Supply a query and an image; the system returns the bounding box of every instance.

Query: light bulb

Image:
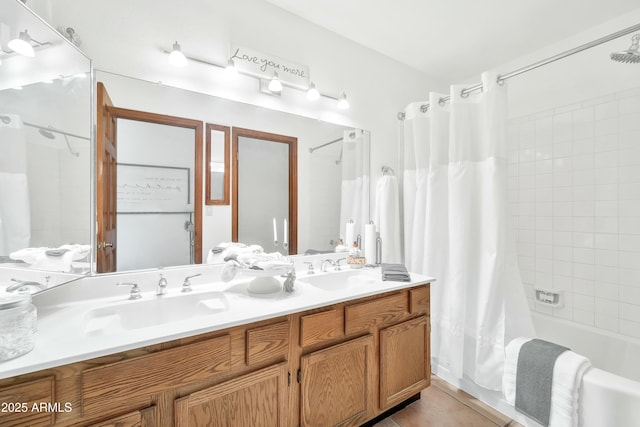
[306,82,320,101]
[8,30,35,57]
[268,72,282,92]
[337,92,350,110]
[225,58,238,78]
[168,41,187,67]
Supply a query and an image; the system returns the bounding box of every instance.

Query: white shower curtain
[403,72,533,390]
[0,114,31,255]
[339,130,370,246]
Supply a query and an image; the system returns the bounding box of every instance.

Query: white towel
[503,337,592,427]
[374,175,402,263]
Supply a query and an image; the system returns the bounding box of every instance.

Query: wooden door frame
[110,107,204,264]
[231,127,298,255]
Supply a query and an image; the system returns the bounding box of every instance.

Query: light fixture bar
[162,46,349,108]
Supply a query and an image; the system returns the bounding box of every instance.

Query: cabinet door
[300,334,375,427]
[174,363,288,427]
[379,316,430,410]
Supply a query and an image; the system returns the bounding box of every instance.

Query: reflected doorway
[232,128,297,255]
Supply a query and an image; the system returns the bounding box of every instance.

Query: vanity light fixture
[168,41,188,67]
[268,72,283,92]
[8,30,35,57]
[337,92,350,110]
[306,82,320,101]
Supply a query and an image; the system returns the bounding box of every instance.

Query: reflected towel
[504,337,592,427]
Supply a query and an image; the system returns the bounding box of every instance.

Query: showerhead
[610,34,640,64]
[39,127,56,139]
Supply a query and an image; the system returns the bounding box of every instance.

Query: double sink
[82,268,381,337]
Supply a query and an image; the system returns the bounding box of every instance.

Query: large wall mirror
[0,0,92,287]
[97,70,368,271]
[0,0,370,279]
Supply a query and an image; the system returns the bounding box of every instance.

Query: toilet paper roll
[345,221,355,247]
[364,223,376,264]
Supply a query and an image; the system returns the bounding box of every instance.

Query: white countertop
[0,266,433,380]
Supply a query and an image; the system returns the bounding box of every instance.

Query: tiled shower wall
[508,86,640,339]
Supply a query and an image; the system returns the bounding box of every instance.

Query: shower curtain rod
[402,22,640,116]
[23,121,90,141]
[308,137,342,153]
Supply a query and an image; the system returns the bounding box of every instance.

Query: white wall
[498,8,640,339]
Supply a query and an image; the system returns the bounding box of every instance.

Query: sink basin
[300,269,379,291]
[83,291,228,336]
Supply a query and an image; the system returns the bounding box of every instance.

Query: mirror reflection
[98,70,369,272]
[0,0,371,279]
[0,0,91,288]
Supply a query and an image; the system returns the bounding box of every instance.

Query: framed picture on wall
[117,163,191,213]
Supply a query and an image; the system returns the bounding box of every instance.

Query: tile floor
[374,377,524,427]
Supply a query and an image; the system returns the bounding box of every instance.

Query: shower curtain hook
[397,112,406,120]
[496,75,506,86]
[438,97,446,106]
[460,88,470,98]
[420,104,429,113]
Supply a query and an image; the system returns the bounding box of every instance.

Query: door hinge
[297,368,301,384]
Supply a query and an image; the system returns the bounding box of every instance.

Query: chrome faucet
[117,282,142,300]
[156,273,168,296]
[181,273,202,293]
[303,261,315,275]
[321,259,337,272]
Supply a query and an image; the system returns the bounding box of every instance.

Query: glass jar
[0,294,37,362]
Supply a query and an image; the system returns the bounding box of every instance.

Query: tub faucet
[156,273,168,296]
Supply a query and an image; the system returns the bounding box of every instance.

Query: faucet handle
[335,258,347,271]
[156,274,168,296]
[181,273,202,293]
[117,282,142,300]
[303,262,315,274]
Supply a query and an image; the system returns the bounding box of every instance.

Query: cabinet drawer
[81,334,231,418]
[345,293,407,335]
[300,308,344,347]
[0,376,55,427]
[246,320,289,365]
[409,286,430,314]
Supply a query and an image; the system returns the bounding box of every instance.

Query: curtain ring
[397,112,406,120]
[438,97,446,106]
[460,89,470,98]
[497,75,505,86]
[420,104,429,113]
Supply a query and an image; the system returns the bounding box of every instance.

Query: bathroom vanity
[0,266,432,426]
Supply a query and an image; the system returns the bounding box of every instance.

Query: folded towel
[503,337,591,427]
[515,339,569,426]
[381,263,411,282]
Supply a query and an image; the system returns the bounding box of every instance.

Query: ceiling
[265,0,640,82]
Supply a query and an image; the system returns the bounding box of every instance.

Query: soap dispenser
[347,242,365,269]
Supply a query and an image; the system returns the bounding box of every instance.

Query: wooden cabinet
[299,335,375,427]
[0,283,430,427]
[174,363,288,427]
[379,316,430,410]
[0,376,55,427]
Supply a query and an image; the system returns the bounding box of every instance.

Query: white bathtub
[532,312,640,427]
